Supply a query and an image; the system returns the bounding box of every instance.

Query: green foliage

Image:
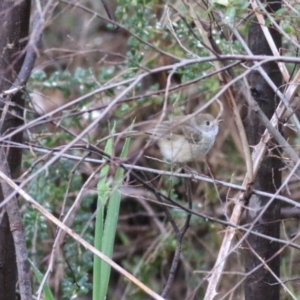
[213,0,248,24]
[61,268,91,299]
[23,159,94,298]
[59,197,95,299]
[29,67,108,97]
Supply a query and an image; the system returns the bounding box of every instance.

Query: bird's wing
[147,120,203,144]
[175,123,203,144]
[146,120,173,138]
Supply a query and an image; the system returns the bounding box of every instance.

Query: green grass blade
[98,136,131,300]
[29,258,55,300]
[93,127,115,300]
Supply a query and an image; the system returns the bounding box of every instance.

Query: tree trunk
[0,1,31,298]
[244,1,282,300]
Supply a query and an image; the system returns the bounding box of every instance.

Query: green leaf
[93,125,115,300]
[274,7,287,18]
[224,6,236,24]
[29,258,55,300]
[93,122,132,300]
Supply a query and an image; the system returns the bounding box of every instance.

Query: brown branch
[0,1,44,298]
[0,148,31,298]
[11,2,44,88]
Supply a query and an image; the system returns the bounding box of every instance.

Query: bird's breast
[158,134,215,163]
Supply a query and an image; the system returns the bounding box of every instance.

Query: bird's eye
[206,121,210,126]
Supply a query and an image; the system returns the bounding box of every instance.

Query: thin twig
[5,140,300,212]
[161,172,192,297]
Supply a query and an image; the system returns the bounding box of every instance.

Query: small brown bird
[145,113,219,163]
